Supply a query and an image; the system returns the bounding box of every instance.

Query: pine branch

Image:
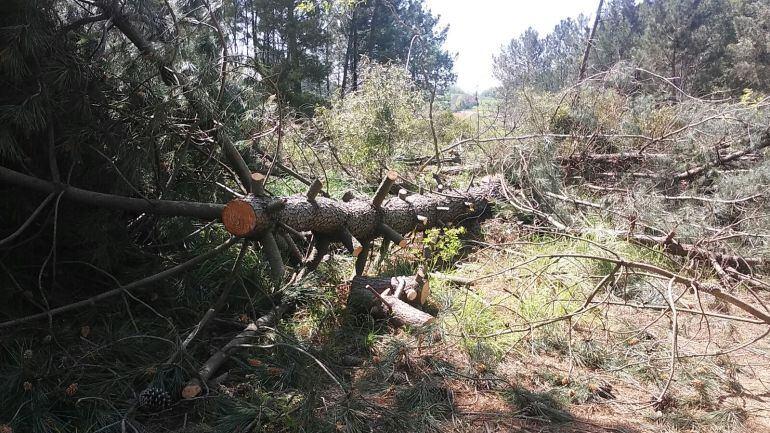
[0,237,238,328]
[0,166,224,220]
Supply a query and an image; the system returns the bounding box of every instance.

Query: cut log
[347,282,434,327]
[350,273,430,306]
[221,172,501,277]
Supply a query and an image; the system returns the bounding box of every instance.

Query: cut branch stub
[372,170,399,208]
[250,172,266,196]
[306,178,323,202]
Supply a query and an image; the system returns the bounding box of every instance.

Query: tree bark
[221,173,501,241]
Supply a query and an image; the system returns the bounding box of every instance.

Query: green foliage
[495,0,770,96]
[318,62,428,179]
[423,226,466,268]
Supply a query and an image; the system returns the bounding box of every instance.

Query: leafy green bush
[318,60,469,181]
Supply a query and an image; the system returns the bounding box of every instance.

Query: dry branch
[182,304,289,399]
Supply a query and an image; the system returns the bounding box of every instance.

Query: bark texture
[222,176,501,241]
[222,174,502,276]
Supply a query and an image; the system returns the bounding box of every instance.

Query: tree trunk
[222,172,502,277]
[350,6,360,91]
[577,0,605,82]
[222,173,499,241]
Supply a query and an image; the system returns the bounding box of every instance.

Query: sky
[424,0,600,93]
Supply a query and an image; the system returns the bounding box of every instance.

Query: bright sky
[424,0,600,92]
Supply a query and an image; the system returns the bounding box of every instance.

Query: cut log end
[385,170,399,181]
[222,200,257,237]
[182,379,202,399]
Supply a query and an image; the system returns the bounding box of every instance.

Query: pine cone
[138,387,172,412]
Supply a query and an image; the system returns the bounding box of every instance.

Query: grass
[503,385,572,423]
[2,188,766,433]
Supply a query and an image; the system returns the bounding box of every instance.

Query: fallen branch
[182,304,289,399]
[540,190,768,271]
[0,166,224,220]
[672,133,770,181]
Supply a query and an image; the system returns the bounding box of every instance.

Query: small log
[347,281,434,327]
[381,294,434,327]
[350,274,430,306]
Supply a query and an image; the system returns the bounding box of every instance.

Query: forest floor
[204,214,770,433]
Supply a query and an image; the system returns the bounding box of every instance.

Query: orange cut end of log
[182,383,202,399]
[222,200,257,237]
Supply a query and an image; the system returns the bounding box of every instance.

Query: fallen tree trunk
[222,171,502,276]
[559,152,669,164]
[626,232,767,272]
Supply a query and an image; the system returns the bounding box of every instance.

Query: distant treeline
[494,0,770,96]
